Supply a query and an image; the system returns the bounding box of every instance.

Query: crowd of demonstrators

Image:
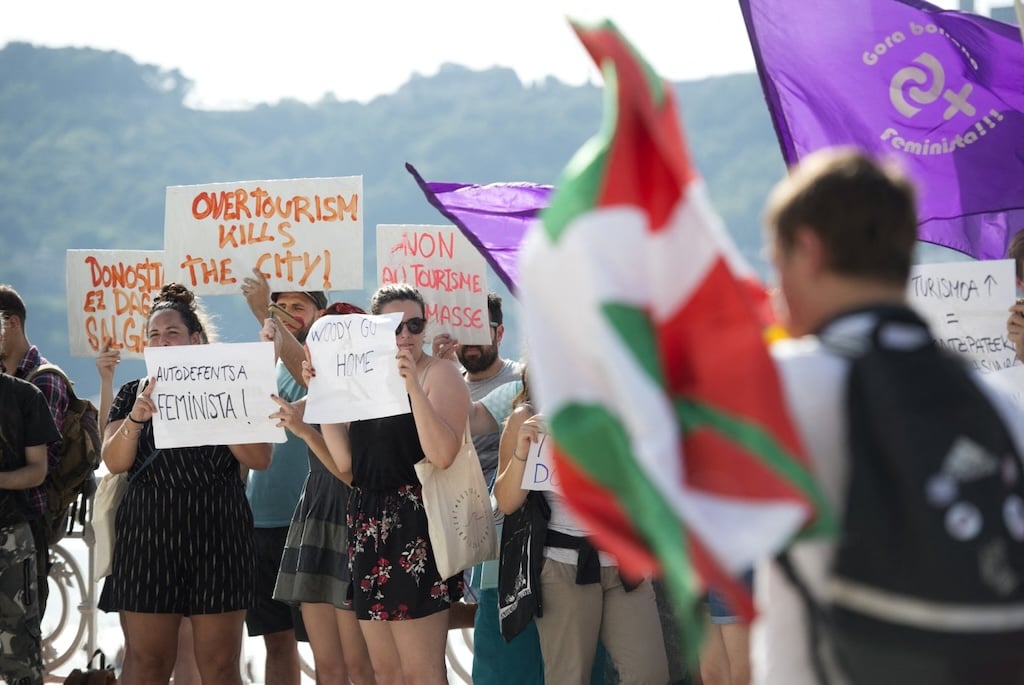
[16,147,1024,685]
[0,285,70,616]
[98,283,272,684]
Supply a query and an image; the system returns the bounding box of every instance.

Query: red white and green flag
[518,19,836,659]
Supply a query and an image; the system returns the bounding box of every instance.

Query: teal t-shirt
[246,362,309,527]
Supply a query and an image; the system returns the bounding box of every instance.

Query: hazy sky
[2,0,985,110]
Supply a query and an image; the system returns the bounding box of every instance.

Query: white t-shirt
[753,310,1024,685]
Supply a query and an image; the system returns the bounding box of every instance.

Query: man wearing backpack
[0,311,60,685]
[754,149,1024,685]
[0,284,69,615]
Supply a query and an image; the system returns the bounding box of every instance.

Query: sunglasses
[395,317,427,335]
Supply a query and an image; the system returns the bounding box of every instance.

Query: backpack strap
[777,552,834,685]
[27,362,76,400]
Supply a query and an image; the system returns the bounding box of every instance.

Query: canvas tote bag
[415,418,499,579]
[92,448,161,579]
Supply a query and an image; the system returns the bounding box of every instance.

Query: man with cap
[241,268,327,685]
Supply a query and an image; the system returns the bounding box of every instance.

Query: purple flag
[405,163,553,294]
[741,0,1024,260]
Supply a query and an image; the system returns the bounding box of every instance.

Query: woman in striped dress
[98,283,271,684]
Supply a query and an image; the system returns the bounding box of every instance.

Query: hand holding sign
[95,342,121,385]
[241,267,273,321]
[432,333,460,361]
[518,415,558,492]
[131,377,158,424]
[303,312,409,423]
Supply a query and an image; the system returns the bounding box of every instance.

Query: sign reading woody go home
[164,177,363,295]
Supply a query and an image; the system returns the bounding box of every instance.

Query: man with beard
[241,268,327,685]
[434,292,523,485]
[435,293,536,685]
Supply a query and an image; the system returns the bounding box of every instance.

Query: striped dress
[98,379,255,615]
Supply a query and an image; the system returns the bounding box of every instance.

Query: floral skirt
[347,484,463,620]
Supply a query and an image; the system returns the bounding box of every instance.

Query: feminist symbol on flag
[890,52,976,120]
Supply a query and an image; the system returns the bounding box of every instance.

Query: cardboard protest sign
[908,259,1017,374]
[144,341,284,448]
[67,250,165,359]
[377,224,490,345]
[164,177,362,295]
[519,432,558,492]
[303,312,410,423]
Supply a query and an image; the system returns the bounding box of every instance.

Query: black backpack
[783,306,1024,685]
[27,363,102,543]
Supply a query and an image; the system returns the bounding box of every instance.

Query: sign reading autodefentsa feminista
[741,0,1024,261]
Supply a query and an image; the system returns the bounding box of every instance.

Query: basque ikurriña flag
[518,20,835,661]
[741,0,1024,261]
[405,163,554,294]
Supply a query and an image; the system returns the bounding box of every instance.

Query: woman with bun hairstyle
[99,283,272,684]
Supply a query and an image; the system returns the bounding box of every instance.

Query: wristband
[128,414,146,425]
[513,449,527,462]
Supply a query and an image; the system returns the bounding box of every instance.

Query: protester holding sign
[311,283,470,685]
[265,301,376,685]
[493,371,669,685]
[98,283,271,685]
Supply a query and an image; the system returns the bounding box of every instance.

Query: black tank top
[349,405,426,491]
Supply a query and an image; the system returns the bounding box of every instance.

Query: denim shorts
[706,569,755,625]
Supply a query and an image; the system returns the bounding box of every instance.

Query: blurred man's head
[457,292,505,376]
[271,291,327,343]
[0,284,28,364]
[765,148,917,336]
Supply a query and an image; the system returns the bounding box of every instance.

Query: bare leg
[171,618,202,685]
[337,607,376,685]
[122,612,181,684]
[302,603,348,685]
[190,610,246,685]
[263,628,300,685]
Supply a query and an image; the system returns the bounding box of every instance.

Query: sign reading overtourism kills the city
[67,249,165,359]
[164,176,363,295]
[303,312,410,424]
[377,224,491,345]
[908,258,1016,374]
[144,341,284,448]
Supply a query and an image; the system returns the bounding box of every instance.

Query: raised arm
[102,378,154,474]
[261,317,308,388]
[270,395,352,484]
[400,354,470,469]
[493,405,542,515]
[95,341,120,432]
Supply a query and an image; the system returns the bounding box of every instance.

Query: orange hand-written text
[256,249,332,290]
[192,189,359,224]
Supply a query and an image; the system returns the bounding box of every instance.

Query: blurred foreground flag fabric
[405,163,553,294]
[517,19,834,659]
[740,0,1024,261]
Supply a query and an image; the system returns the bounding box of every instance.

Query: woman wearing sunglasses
[312,283,471,685]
